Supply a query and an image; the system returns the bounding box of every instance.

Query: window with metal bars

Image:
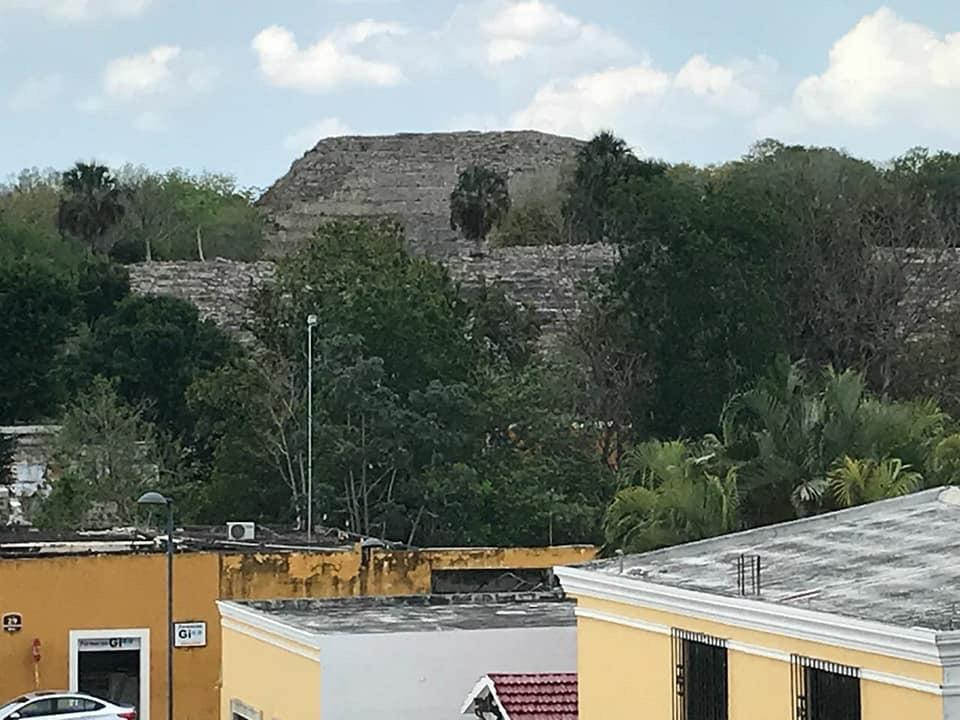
[791,655,861,720]
[671,628,728,720]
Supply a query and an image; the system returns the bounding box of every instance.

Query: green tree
[69,295,238,433]
[563,131,666,243]
[197,219,611,544]
[58,163,125,254]
[463,279,540,367]
[186,354,307,525]
[603,438,739,553]
[253,220,478,395]
[929,434,960,485]
[828,456,922,508]
[37,377,166,529]
[421,366,614,546]
[601,166,784,436]
[0,168,62,243]
[76,255,130,325]
[492,202,563,247]
[450,165,511,244]
[108,168,265,262]
[723,358,947,523]
[0,258,78,422]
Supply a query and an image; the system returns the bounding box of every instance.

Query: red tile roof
[485,673,578,720]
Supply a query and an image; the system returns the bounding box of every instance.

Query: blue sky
[1,0,958,190]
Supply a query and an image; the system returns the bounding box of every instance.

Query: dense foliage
[5,136,960,552]
[2,163,264,262]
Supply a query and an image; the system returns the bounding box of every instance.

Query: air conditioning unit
[227,522,256,541]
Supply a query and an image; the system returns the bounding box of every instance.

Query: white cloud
[785,8,960,131]
[482,0,628,66]
[0,0,152,21]
[104,45,180,98]
[7,73,62,111]
[512,65,670,137]
[511,54,767,146]
[252,22,406,92]
[674,55,765,115]
[82,45,217,133]
[283,118,353,153]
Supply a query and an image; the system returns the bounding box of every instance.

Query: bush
[491,202,564,247]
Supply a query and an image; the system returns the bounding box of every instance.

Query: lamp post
[138,491,174,720]
[306,314,318,543]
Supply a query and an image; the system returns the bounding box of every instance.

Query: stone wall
[127,244,616,349]
[128,260,275,343]
[257,130,583,258]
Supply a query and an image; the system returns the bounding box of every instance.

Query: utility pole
[306,314,318,543]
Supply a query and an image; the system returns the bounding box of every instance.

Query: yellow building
[556,487,960,720]
[0,531,594,720]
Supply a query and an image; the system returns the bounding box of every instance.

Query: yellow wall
[575,596,943,720]
[218,545,596,599]
[0,552,221,720]
[0,544,594,719]
[220,624,320,720]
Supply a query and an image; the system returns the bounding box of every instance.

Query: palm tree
[722,358,946,523]
[58,162,125,253]
[603,438,739,553]
[449,165,510,249]
[561,130,665,243]
[828,457,921,508]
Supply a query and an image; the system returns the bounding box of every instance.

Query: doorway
[69,629,150,720]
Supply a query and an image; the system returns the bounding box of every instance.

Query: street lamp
[138,491,174,720]
[306,314,318,543]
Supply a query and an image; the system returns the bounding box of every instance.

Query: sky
[1,0,959,190]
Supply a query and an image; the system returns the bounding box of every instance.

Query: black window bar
[791,654,861,720]
[672,628,728,720]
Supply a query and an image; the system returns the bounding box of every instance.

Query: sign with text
[2,613,22,633]
[78,636,140,652]
[174,621,207,648]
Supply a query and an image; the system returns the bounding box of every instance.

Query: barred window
[230,699,263,720]
[791,655,861,720]
[672,628,728,720]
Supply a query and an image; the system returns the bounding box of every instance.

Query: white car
[0,692,136,720]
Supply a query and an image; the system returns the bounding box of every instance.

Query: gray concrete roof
[237,592,575,635]
[586,487,960,631]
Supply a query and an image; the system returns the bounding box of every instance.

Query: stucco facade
[0,542,594,720]
[563,589,945,720]
[556,489,960,720]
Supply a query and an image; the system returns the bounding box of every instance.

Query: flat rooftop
[0,526,364,557]
[233,592,575,635]
[585,487,960,631]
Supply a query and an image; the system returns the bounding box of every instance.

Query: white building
[218,592,577,720]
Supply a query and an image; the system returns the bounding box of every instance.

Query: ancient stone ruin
[128,260,275,344]
[130,130,617,348]
[257,130,584,258]
[126,131,960,351]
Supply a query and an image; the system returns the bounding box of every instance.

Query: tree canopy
[450,165,511,243]
[6,135,960,554]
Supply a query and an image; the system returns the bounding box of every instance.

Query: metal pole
[166,500,174,720]
[307,320,313,543]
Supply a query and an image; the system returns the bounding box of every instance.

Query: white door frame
[68,628,151,720]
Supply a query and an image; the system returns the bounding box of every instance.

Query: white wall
[319,625,576,720]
